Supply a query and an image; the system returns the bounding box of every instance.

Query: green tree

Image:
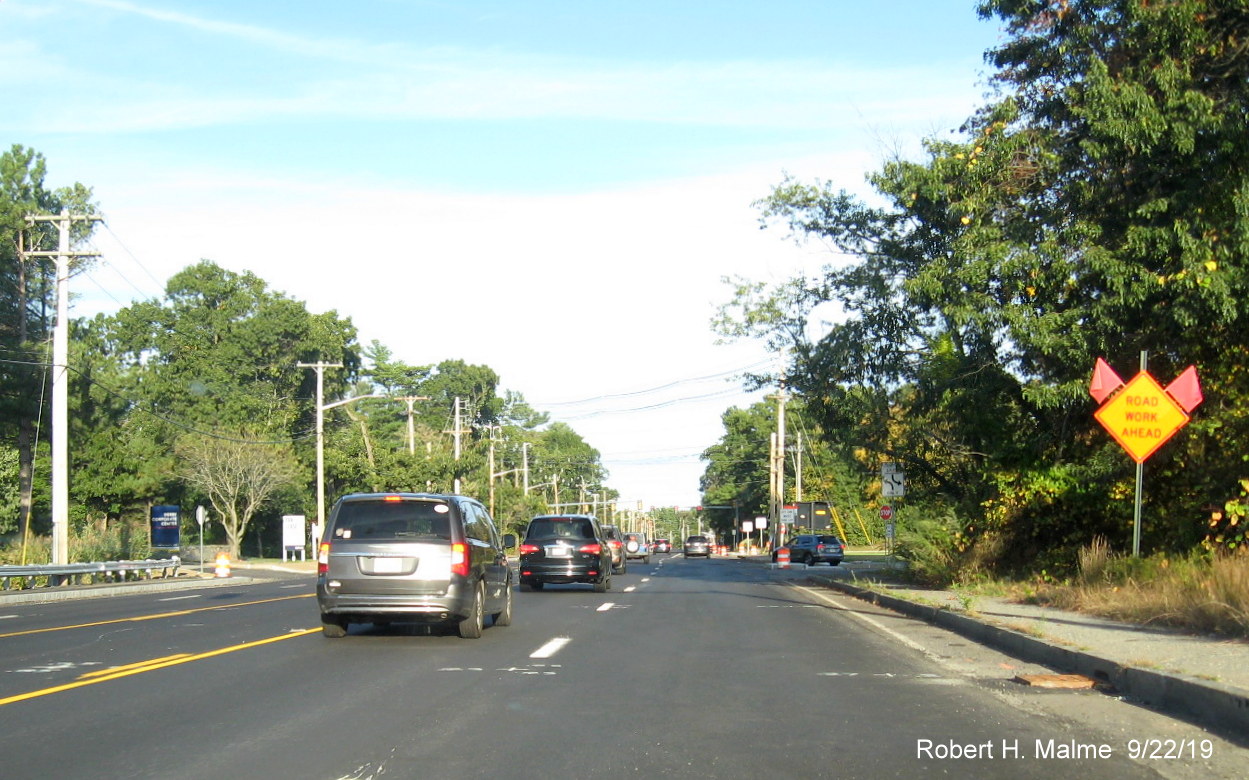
[77,260,358,542]
[719,0,1249,572]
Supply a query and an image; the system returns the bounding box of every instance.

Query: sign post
[195,505,207,573]
[1090,353,1202,556]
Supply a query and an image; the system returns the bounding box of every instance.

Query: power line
[533,359,773,407]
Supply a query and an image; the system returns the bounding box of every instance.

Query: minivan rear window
[525,517,594,541]
[331,499,453,541]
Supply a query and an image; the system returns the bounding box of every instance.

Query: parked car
[518,514,612,592]
[774,534,844,565]
[316,492,515,639]
[652,538,672,553]
[623,532,650,564]
[683,534,712,558]
[601,524,627,574]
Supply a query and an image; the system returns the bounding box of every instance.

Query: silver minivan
[316,493,516,638]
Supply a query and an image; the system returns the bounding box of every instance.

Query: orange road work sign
[1090,359,1202,463]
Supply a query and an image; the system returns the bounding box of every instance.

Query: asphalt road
[1,555,1244,779]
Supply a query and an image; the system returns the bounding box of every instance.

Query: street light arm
[322,393,388,411]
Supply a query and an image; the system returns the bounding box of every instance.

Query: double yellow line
[0,594,320,707]
[0,628,321,707]
[0,594,314,639]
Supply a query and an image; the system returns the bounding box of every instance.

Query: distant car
[601,524,627,574]
[623,532,650,564]
[774,534,844,565]
[652,538,672,554]
[316,492,515,639]
[683,535,711,558]
[518,514,612,592]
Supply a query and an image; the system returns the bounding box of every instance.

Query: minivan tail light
[578,543,602,555]
[317,542,331,575]
[451,542,470,577]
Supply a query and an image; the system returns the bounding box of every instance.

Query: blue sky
[3,0,1005,508]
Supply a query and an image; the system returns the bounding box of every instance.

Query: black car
[519,514,613,592]
[778,534,844,565]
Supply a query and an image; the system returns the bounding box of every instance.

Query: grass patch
[1015,540,1249,638]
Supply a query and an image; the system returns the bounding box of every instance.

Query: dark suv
[316,493,516,639]
[519,514,613,592]
[780,534,844,565]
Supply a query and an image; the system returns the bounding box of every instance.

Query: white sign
[742,520,755,533]
[780,506,797,524]
[755,516,769,529]
[282,514,306,549]
[195,505,207,526]
[882,466,905,497]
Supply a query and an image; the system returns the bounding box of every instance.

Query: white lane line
[0,615,19,621]
[623,586,636,592]
[157,595,202,602]
[530,636,571,659]
[640,578,651,582]
[792,584,931,655]
[596,602,614,612]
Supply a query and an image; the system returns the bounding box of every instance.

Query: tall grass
[0,522,152,566]
[1040,539,1249,637]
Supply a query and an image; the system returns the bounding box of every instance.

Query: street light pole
[297,362,342,539]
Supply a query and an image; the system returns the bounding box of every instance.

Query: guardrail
[0,557,181,591]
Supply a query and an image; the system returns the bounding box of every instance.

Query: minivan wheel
[492,581,513,627]
[458,581,485,639]
[321,615,347,638]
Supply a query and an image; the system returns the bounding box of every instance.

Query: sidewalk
[755,555,1249,744]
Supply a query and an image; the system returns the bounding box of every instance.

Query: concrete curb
[807,573,1249,744]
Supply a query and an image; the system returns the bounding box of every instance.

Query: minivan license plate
[372,557,405,573]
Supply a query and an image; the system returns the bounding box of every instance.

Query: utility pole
[768,388,790,551]
[451,397,463,493]
[522,442,530,495]
[25,209,101,565]
[398,395,431,455]
[795,429,803,504]
[297,361,343,539]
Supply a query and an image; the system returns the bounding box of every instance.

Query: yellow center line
[0,593,315,639]
[78,654,193,679]
[0,628,321,707]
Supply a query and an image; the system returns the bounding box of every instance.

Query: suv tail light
[451,542,470,577]
[519,543,541,555]
[318,542,330,575]
[578,543,603,555]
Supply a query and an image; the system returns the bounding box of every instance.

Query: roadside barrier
[214,551,232,578]
[777,547,790,568]
[0,558,181,590]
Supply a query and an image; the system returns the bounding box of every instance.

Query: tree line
[705,0,1249,575]
[1,146,611,559]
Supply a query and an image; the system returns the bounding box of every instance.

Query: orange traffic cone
[214,551,232,578]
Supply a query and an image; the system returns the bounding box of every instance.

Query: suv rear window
[526,517,595,541]
[817,535,842,544]
[331,499,453,541]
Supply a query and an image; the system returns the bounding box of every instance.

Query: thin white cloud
[24,0,985,136]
